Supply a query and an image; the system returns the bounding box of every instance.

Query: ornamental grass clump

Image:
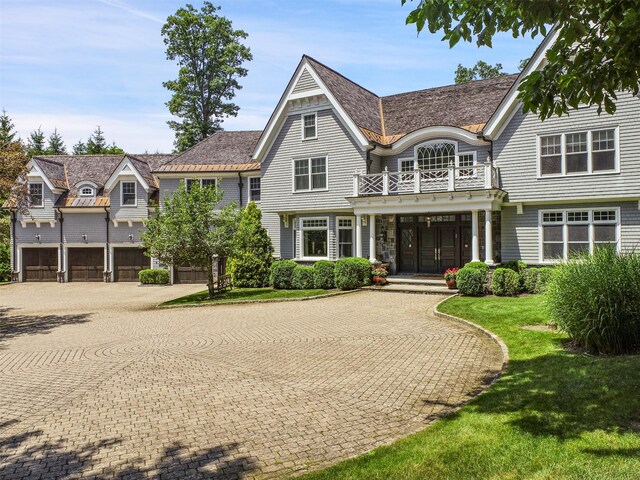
[546,246,640,354]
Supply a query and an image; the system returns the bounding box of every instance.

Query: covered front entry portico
[397,214,472,274]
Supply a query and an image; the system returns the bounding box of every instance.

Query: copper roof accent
[461,123,485,133]
[157,162,260,173]
[56,195,110,208]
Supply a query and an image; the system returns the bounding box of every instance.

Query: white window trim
[538,207,621,263]
[120,181,137,208]
[29,182,44,208]
[185,178,217,192]
[456,151,478,178]
[336,215,355,259]
[247,176,261,203]
[292,156,329,193]
[413,140,459,170]
[301,112,317,141]
[79,186,94,197]
[298,216,330,261]
[537,127,620,178]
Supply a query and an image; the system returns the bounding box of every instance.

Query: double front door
[398,215,471,274]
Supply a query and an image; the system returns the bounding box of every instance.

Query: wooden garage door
[68,248,104,282]
[23,248,58,282]
[114,248,149,282]
[173,258,226,284]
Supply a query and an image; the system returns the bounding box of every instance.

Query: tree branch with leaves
[403,0,640,118]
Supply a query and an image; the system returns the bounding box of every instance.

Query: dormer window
[121,181,136,206]
[29,182,43,207]
[79,187,94,197]
[302,113,317,140]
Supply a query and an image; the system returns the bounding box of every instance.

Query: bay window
[300,217,328,259]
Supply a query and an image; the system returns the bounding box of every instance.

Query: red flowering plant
[444,267,459,281]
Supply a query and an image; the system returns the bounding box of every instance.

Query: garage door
[68,248,104,282]
[23,248,58,282]
[114,248,149,282]
[173,257,226,284]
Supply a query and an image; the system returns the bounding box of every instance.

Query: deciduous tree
[142,181,240,298]
[403,0,640,118]
[162,2,252,152]
[454,60,505,83]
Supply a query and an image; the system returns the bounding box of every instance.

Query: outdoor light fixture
[34,234,41,243]
[82,234,88,243]
[128,233,134,242]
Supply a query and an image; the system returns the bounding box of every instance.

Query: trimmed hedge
[491,268,520,296]
[546,247,640,354]
[292,265,315,289]
[269,259,298,289]
[503,260,527,290]
[463,261,489,277]
[139,269,169,285]
[334,257,371,290]
[456,267,485,296]
[523,267,554,294]
[313,260,335,289]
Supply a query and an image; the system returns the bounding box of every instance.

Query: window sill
[292,188,329,194]
[298,256,329,262]
[537,170,619,179]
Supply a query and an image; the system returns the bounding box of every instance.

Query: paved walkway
[0,284,503,479]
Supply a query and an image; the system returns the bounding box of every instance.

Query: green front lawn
[159,287,332,307]
[302,295,640,480]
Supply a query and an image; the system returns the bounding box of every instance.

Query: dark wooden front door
[114,248,149,282]
[397,215,472,274]
[23,248,58,282]
[68,248,104,282]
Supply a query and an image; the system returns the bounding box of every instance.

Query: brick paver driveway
[0,284,503,479]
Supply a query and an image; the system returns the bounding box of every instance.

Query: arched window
[79,186,94,197]
[416,142,456,179]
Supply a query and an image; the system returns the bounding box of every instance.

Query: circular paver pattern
[0,284,503,479]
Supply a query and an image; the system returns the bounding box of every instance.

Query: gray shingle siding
[15,222,60,244]
[109,180,148,220]
[158,176,241,208]
[63,213,107,244]
[19,178,57,221]
[110,222,145,244]
[500,201,640,264]
[494,93,640,202]
[261,108,366,215]
[292,69,319,93]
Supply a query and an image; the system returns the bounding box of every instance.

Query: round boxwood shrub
[491,267,520,296]
[139,268,169,285]
[291,265,315,289]
[456,267,485,296]
[269,259,298,289]
[523,267,540,293]
[503,260,527,290]
[546,247,640,354]
[313,260,335,289]
[463,261,489,277]
[334,258,369,290]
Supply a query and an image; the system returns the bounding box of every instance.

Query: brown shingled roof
[158,131,262,172]
[32,157,68,189]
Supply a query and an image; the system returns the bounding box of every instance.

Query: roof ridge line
[378,98,386,138]
[303,54,380,99]
[32,156,65,167]
[382,73,519,99]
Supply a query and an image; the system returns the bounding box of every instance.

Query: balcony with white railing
[352,163,499,197]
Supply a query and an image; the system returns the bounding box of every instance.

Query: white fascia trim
[252,61,370,162]
[502,196,640,207]
[104,157,150,192]
[27,161,60,193]
[484,28,560,140]
[74,180,99,189]
[376,127,487,156]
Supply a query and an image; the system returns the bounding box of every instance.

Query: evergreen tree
[72,140,87,155]
[0,109,17,148]
[227,202,274,288]
[86,126,107,154]
[45,128,67,155]
[26,127,46,157]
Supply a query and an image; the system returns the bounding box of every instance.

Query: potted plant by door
[444,267,459,289]
[372,268,388,285]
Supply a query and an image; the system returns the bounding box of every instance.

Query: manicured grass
[302,295,640,480]
[159,287,332,307]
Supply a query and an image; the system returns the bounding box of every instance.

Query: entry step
[386,276,448,287]
[364,284,455,295]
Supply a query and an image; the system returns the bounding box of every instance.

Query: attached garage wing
[68,248,104,282]
[114,248,150,282]
[173,258,227,284]
[22,248,58,282]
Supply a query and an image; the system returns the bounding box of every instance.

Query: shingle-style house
[6,33,640,281]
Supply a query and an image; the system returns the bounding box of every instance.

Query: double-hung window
[539,128,617,176]
[337,217,354,258]
[300,217,328,259]
[29,182,43,207]
[540,208,619,262]
[186,178,216,192]
[302,113,317,140]
[293,157,327,191]
[121,181,136,206]
[201,178,217,189]
[248,177,261,202]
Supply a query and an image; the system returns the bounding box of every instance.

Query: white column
[368,214,376,262]
[471,209,480,262]
[485,209,494,265]
[355,214,363,258]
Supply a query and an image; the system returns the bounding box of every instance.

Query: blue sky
[0,0,540,153]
